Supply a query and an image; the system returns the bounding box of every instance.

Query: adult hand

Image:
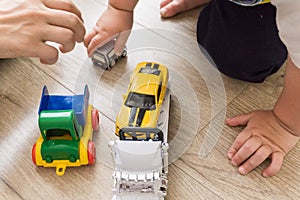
[0,0,85,64]
[226,110,299,177]
[84,4,133,57]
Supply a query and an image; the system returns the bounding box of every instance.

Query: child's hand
[84,4,133,57]
[0,0,85,64]
[226,110,299,177]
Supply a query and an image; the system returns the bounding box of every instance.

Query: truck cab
[39,110,82,163]
[92,39,127,70]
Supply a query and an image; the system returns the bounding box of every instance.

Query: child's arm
[274,57,300,135]
[84,0,139,57]
[109,0,138,11]
[226,57,300,177]
[226,0,300,177]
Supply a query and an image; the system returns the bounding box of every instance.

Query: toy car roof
[129,62,168,95]
[39,110,75,133]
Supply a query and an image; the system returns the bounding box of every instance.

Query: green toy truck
[32,85,99,176]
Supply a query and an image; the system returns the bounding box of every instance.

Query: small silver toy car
[91,40,127,70]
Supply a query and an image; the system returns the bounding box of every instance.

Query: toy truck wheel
[88,141,96,165]
[92,109,100,131]
[110,59,116,67]
[32,143,37,165]
[121,49,127,57]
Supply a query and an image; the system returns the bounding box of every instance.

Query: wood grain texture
[0,0,299,199]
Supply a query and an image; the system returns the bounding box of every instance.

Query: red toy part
[32,143,37,165]
[92,109,100,131]
[88,141,96,164]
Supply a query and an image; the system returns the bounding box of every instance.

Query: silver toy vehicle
[92,40,127,70]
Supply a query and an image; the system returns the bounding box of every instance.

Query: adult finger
[262,151,284,177]
[42,25,76,53]
[42,0,83,21]
[114,30,131,55]
[36,43,59,64]
[226,112,253,127]
[230,135,263,167]
[238,144,272,175]
[46,9,85,42]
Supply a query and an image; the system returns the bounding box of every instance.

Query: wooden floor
[1,0,300,199]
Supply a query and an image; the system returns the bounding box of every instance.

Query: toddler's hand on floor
[226,110,299,177]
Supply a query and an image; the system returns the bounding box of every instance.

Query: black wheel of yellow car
[32,143,37,165]
[88,141,96,165]
[92,109,99,131]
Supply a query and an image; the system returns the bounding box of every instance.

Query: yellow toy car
[115,62,169,140]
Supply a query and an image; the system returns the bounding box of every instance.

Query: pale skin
[84,0,300,177]
[0,0,85,64]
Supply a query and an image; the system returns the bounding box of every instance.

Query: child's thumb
[226,113,252,126]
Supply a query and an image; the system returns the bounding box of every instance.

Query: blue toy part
[38,85,90,127]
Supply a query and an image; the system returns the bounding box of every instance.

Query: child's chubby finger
[226,112,253,127]
[230,135,263,167]
[87,33,111,57]
[160,0,173,8]
[227,129,251,159]
[114,31,131,55]
[160,1,179,18]
[262,151,284,177]
[84,29,98,48]
[238,144,272,175]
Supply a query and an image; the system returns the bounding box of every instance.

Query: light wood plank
[0,179,22,200]
[1,0,299,200]
[0,58,117,199]
[176,65,300,199]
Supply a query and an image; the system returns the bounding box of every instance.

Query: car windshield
[45,129,72,141]
[125,92,156,110]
